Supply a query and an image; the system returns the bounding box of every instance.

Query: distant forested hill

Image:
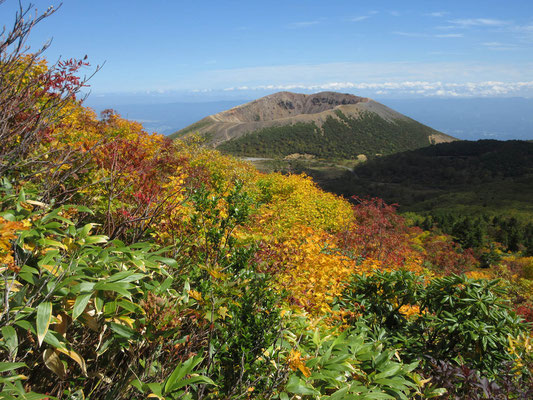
[323,139,533,217]
[319,139,533,254]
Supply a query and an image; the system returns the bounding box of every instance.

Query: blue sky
[3,0,533,98]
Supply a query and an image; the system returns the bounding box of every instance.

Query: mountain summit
[170,91,456,158]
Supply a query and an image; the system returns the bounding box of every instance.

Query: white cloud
[449,18,511,27]
[512,24,533,42]
[394,32,463,38]
[151,61,533,97]
[435,33,464,38]
[436,25,459,30]
[425,11,449,17]
[220,80,533,97]
[287,21,320,29]
[482,41,519,51]
[349,16,370,22]
[393,31,427,37]
[440,20,531,44]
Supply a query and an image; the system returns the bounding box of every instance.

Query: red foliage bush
[337,196,413,267]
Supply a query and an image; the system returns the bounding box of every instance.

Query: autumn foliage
[1,4,532,399]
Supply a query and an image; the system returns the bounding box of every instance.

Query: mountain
[170,91,456,158]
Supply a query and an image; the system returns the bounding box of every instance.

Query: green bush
[279,320,445,399]
[338,271,528,376]
[0,181,208,398]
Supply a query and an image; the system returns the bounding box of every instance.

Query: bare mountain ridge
[170,91,456,153]
[211,91,369,122]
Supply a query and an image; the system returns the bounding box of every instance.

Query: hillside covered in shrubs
[1,5,532,400]
[217,111,443,159]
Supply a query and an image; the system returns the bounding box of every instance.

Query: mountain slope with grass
[170,91,456,158]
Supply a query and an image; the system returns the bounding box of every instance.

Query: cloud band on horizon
[217,80,533,97]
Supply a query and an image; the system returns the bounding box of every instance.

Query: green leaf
[105,271,145,283]
[103,301,117,315]
[373,364,401,380]
[424,387,448,398]
[373,378,409,391]
[0,362,26,373]
[0,373,28,384]
[37,250,60,268]
[43,222,63,229]
[84,235,109,245]
[151,256,178,269]
[75,205,93,214]
[94,295,104,314]
[94,282,133,298]
[14,320,33,332]
[43,329,67,350]
[79,223,97,238]
[72,293,92,321]
[22,392,54,400]
[109,322,135,339]
[363,392,396,399]
[1,326,18,358]
[285,375,320,396]
[18,264,39,284]
[36,302,52,347]
[170,375,216,391]
[129,378,144,393]
[165,356,204,393]
[157,277,173,294]
[78,282,96,293]
[373,348,392,367]
[17,188,26,207]
[117,299,141,313]
[328,386,350,400]
[38,238,66,250]
[147,382,163,397]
